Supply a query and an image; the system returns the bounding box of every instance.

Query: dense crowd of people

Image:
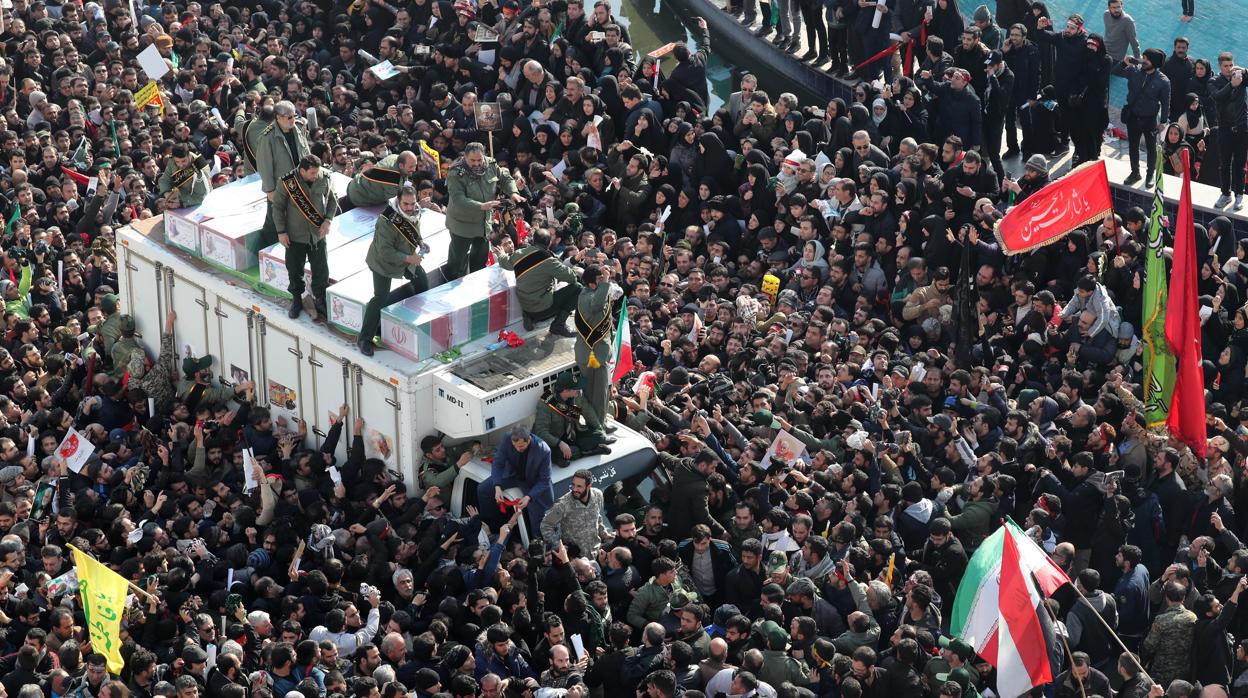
[0,1,1246,698]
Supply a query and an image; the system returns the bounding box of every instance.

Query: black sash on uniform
[574,298,612,347]
[185,383,207,413]
[281,171,326,227]
[362,167,403,187]
[512,248,554,279]
[382,205,423,250]
[242,119,260,169]
[171,156,208,189]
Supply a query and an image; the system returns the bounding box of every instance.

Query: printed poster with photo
[758,429,808,471]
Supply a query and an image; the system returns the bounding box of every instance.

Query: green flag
[1142,148,1174,426]
[4,201,19,235]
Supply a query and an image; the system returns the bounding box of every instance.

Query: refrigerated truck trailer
[116,218,657,537]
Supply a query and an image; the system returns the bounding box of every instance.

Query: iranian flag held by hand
[611,303,633,383]
[951,521,1069,698]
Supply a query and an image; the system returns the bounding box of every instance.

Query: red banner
[995,160,1113,255]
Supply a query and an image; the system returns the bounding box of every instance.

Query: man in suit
[479,425,553,533]
[726,74,758,125]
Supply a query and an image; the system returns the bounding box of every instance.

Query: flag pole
[67,543,158,603]
[1071,586,1153,682]
[1040,601,1084,698]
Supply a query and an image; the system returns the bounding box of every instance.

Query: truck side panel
[119,243,164,351]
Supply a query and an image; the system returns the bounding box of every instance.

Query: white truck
[115,205,657,541]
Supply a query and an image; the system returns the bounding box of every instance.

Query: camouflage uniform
[539,485,609,556]
[1141,604,1196,687]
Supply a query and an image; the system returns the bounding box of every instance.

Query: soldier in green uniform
[573,265,621,425]
[158,143,211,208]
[357,185,430,356]
[417,434,478,491]
[494,229,579,336]
[96,293,122,354]
[257,101,311,250]
[534,371,613,466]
[343,151,418,210]
[237,103,274,177]
[444,142,521,280]
[108,315,140,379]
[273,155,338,320]
[178,355,254,414]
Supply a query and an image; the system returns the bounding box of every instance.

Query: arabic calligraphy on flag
[995,160,1114,255]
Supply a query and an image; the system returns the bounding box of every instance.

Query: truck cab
[449,425,658,544]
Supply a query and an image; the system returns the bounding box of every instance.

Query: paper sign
[479,49,496,66]
[758,429,808,471]
[657,205,672,226]
[242,448,258,492]
[329,466,343,485]
[571,634,586,659]
[26,431,34,457]
[47,568,78,597]
[56,428,95,473]
[551,159,568,180]
[647,42,677,59]
[369,60,401,81]
[137,44,170,81]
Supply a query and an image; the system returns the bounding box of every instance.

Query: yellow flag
[70,544,128,674]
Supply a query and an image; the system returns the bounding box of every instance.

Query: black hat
[985,49,1004,65]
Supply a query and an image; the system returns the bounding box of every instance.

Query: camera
[496,197,518,212]
[33,241,47,257]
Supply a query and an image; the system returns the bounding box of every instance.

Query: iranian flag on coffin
[951,520,1070,698]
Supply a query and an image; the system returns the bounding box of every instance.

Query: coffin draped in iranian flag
[381,265,522,360]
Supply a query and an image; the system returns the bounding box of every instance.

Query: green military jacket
[98,310,122,354]
[496,245,578,315]
[533,394,603,452]
[258,120,311,193]
[272,168,338,245]
[444,157,516,239]
[177,379,237,412]
[158,157,211,207]
[238,114,273,176]
[574,283,613,364]
[347,154,407,207]
[366,203,424,279]
[108,337,141,379]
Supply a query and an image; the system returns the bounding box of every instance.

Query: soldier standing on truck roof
[273,154,338,321]
[573,265,621,428]
[357,185,430,357]
[157,143,211,209]
[342,151,418,212]
[257,101,311,252]
[443,142,522,280]
[493,228,579,337]
[237,103,274,177]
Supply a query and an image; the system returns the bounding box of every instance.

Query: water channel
[608,0,821,111]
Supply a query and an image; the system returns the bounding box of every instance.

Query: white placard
[329,466,343,485]
[56,428,95,473]
[479,49,496,66]
[137,44,170,81]
[369,60,401,81]
[571,634,586,659]
[242,448,258,492]
[551,159,568,180]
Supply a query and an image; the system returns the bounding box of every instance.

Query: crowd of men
[0,1,1247,698]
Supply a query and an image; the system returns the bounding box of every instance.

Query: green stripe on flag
[1141,146,1174,426]
[950,526,1007,637]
